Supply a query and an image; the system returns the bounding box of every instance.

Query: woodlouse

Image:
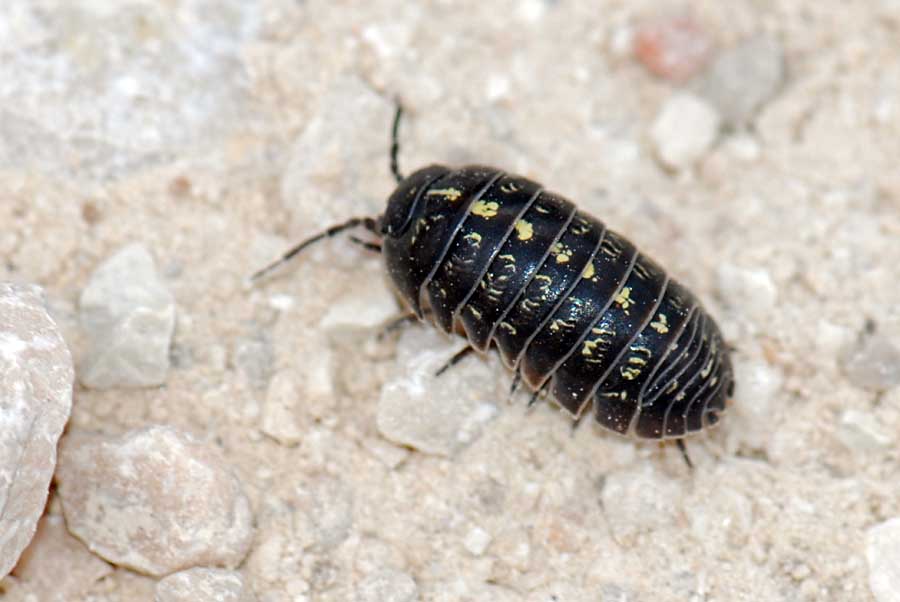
[255,105,735,464]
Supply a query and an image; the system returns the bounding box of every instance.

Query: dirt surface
[2,1,899,601]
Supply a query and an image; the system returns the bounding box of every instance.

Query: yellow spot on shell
[582,262,595,279]
[621,367,641,380]
[614,287,633,311]
[499,321,517,335]
[650,313,669,334]
[426,187,462,202]
[465,232,482,245]
[468,307,482,320]
[552,242,573,264]
[471,200,500,218]
[515,219,533,240]
[700,359,714,378]
[628,356,647,366]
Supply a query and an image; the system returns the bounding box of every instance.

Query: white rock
[650,92,721,170]
[377,328,499,457]
[716,264,778,321]
[320,278,399,333]
[729,357,783,450]
[842,334,900,392]
[355,569,418,602]
[696,35,786,128]
[260,371,305,446]
[866,518,900,602]
[462,526,492,557]
[837,409,893,452]
[0,283,74,579]
[155,568,257,602]
[79,244,176,388]
[56,426,254,576]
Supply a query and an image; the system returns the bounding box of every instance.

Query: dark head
[379,165,451,238]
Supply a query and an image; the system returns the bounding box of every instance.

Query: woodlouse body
[381,164,734,439]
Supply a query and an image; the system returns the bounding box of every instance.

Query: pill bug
[255,105,734,464]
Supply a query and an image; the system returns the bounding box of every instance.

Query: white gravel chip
[377,329,500,457]
[842,334,900,392]
[356,569,418,602]
[650,92,721,170]
[155,568,257,602]
[79,243,176,388]
[867,518,900,602]
[56,425,254,577]
[0,283,74,579]
[716,264,778,321]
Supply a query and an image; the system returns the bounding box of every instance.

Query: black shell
[382,165,734,439]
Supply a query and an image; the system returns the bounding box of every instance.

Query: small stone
[837,409,893,452]
[634,15,713,83]
[155,568,257,602]
[56,426,254,576]
[866,518,900,602]
[12,515,112,602]
[462,526,492,557]
[79,243,176,388]
[0,283,74,579]
[842,334,900,392]
[260,371,305,446]
[231,336,274,391]
[355,569,418,602]
[696,35,786,128]
[650,92,721,170]
[716,264,778,320]
[320,278,399,333]
[377,329,499,457]
[729,358,783,450]
[293,478,354,552]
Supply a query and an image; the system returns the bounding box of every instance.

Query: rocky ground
[1,1,899,601]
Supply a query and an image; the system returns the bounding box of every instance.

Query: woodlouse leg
[526,381,550,410]
[377,311,432,341]
[390,99,405,183]
[507,370,522,401]
[434,345,476,377]
[676,439,694,470]
[348,236,382,253]
[250,216,379,281]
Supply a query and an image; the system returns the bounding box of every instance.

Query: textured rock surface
[56,426,254,577]
[11,514,112,601]
[2,1,900,600]
[79,243,176,389]
[376,328,500,457]
[866,518,900,602]
[355,569,418,602]
[0,283,73,579]
[155,568,256,602]
[695,35,786,128]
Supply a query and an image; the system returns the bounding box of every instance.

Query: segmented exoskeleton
[254,105,735,463]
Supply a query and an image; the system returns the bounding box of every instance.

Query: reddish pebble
[634,15,713,83]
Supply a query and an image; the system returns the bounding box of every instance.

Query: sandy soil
[2,1,899,601]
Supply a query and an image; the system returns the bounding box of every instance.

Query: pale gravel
[1,1,899,601]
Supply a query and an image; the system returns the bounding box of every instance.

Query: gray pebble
[843,334,900,392]
[696,35,786,128]
[79,243,176,389]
